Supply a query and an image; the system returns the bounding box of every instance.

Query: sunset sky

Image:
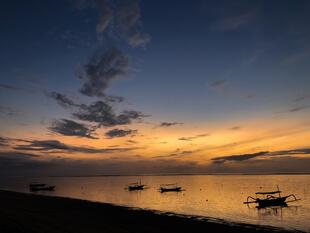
[1,0,310,176]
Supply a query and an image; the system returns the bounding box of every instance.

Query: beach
[0,190,301,233]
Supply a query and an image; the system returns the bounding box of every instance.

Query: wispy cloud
[153,148,197,159]
[14,139,137,154]
[105,128,137,138]
[0,83,21,91]
[212,148,310,163]
[209,79,227,88]
[127,140,137,144]
[96,0,113,35]
[288,105,310,113]
[71,0,150,47]
[208,79,229,92]
[230,126,242,131]
[158,122,183,127]
[210,9,258,31]
[0,105,21,117]
[0,137,9,147]
[179,134,210,141]
[115,0,151,47]
[294,94,310,102]
[48,91,80,109]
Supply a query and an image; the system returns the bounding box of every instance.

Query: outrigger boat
[243,186,300,208]
[29,183,55,192]
[159,183,182,193]
[126,182,145,191]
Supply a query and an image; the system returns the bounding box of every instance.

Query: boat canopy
[255,191,281,195]
[161,183,178,186]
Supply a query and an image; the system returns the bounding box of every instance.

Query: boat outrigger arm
[244,193,300,204]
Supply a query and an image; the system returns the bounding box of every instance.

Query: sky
[0,0,310,176]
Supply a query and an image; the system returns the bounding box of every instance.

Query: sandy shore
[0,190,301,233]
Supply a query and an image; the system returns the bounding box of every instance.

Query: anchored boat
[159,183,182,193]
[126,182,145,191]
[243,186,300,208]
[29,183,55,192]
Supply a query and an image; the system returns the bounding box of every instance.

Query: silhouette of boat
[126,182,145,191]
[243,186,300,208]
[29,183,55,192]
[159,183,182,193]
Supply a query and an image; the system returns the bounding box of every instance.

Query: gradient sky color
[1,0,310,176]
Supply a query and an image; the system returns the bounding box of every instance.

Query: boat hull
[30,186,55,192]
[128,185,144,191]
[160,187,182,193]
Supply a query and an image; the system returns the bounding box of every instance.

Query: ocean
[1,174,309,232]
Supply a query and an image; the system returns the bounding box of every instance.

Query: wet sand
[0,190,301,233]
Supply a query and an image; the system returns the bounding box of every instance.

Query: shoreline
[0,190,303,233]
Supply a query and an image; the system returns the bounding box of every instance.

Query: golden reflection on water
[2,175,310,231]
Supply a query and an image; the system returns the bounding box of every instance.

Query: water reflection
[248,204,300,220]
[0,175,309,231]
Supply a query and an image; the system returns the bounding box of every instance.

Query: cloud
[71,0,150,47]
[70,0,111,35]
[78,47,129,97]
[178,134,210,141]
[48,91,80,109]
[212,151,269,163]
[96,0,113,35]
[230,126,241,130]
[0,83,21,91]
[0,151,39,158]
[104,95,125,103]
[208,79,229,92]
[49,119,98,139]
[116,0,151,47]
[0,105,21,117]
[212,148,310,163]
[294,94,310,102]
[127,139,137,144]
[158,122,183,127]
[73,101,146,127]
[209,79,227,87]
[13,139,137,154]
[153,150,195,159]
[105,128,137,138]
[211,9,257,31]
[48,91,125,108]
[0,137,9,147]
[1,148,310,176]
[288,105,310,112]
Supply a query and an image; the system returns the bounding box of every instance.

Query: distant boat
[29,183,55,192]
[159,183,182,193]
[126,182,145,191]
[243,185,300,208]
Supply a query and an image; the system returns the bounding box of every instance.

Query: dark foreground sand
[0,190,302,233]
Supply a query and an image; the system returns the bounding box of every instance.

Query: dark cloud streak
[49,119,98,139]
[212,148,310,163]
[179,134,210,141]
[105,128,137,138]
[158,122,183,127]
[13,139,137,154]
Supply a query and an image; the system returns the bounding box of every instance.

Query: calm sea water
[1,175,309,232]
